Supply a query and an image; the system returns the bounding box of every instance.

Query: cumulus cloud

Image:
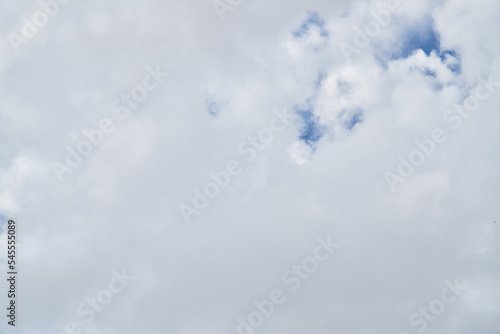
[0,0,499,333]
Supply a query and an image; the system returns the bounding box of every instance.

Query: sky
[0,0,499,333]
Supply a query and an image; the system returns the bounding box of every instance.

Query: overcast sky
[0,0,499,333]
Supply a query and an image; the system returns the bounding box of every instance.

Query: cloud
[0,0,500,333]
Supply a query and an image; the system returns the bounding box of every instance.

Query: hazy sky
[0,0,499,333]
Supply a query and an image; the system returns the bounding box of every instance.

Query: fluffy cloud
[0,0,499,333]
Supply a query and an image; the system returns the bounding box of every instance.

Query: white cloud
[0,0,499,333]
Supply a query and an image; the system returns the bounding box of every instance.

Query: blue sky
[292,11,329,39]
[392,17,440,59]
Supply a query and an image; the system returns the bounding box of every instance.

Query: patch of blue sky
[340,109,364,130]
[391,18,440,59]
[292,12,329,38]
[294,102,325,147]
[315,72,327,89]
[294,71,364,149]
[336,79,352,96]
[421,68,437,77]
[440,49,462,73]
[205,98,222,117]
[387,17,461,74]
